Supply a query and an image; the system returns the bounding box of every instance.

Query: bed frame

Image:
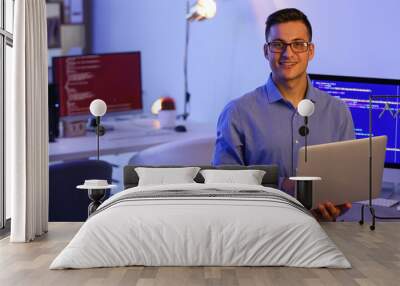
[124,165,279,190]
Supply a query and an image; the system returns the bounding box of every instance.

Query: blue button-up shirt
[212,75,355,178]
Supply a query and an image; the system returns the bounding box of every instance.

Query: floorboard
[0,222,399,286]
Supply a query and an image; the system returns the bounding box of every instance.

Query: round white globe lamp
[90,99,107,117]
[298,99,315,117]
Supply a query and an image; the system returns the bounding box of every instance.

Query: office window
[1,0,13,230]
[5,43,11,220]
[5,0,13,33]
[0,38,3,229]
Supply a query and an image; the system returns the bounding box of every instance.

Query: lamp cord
[96,116,100,160]
[182,0,191,121]
[305,116,308,162]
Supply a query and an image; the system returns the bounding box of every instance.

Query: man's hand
[312,202,352,221]
[281,178,352,221]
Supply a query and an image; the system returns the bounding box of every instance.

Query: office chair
[128,136,216,166]
[49,159,113,222]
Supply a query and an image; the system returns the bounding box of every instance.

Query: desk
[49,117,215,162]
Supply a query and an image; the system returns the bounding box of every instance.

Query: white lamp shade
[89,99,107,117]
[297,99,315,117]
[187,0,217,21]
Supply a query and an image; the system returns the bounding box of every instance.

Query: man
[212,8,355,220]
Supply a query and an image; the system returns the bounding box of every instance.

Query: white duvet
[50,183,351,269]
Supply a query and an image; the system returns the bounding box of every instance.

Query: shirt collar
[264,74,319,104]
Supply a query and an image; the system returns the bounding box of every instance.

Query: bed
[50,165,351,269]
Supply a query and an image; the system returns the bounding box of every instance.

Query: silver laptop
[296,136,387,208]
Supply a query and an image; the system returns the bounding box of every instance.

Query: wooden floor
[0,222,399,286]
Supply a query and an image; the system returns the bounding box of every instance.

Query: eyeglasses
[267,41,311,53]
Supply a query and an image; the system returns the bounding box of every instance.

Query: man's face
[264,21,314,83]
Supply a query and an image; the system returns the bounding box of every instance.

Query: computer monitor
[52,52,142,118]
[309,74,400,168]
[48,83,60,142]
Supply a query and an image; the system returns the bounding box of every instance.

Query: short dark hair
[265,8,312,42]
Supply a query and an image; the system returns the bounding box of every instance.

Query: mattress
[50,183,351,269]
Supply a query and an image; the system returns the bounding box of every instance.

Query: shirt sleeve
[212,101,245,166]
[339,101,356,141]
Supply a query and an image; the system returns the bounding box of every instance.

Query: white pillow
[135,167,201,186]
[200,169,266,185]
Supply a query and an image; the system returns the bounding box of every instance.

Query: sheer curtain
[7,0,48,242]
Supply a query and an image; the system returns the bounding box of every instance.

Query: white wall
[92,0,400,183]
[92,0,400,123]
[93,0,271,123]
